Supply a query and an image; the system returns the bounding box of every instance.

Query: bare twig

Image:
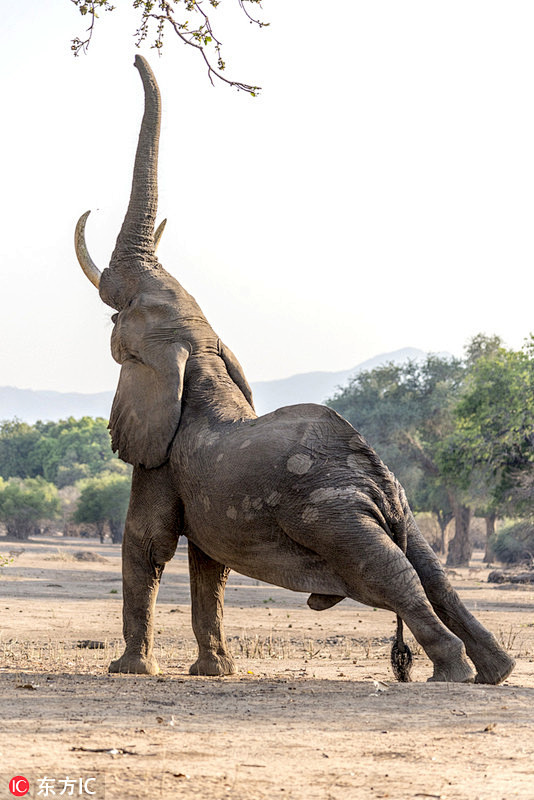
[238,0,268,28]
[70,0,115,55]
[397,431,441,477]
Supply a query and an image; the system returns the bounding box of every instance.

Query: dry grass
[0,632,401,677]
[2,626,525,680]
[41,549,108,563]
[42,549,77,562]
[497,624,531,657]
[0,637,122,674]
[227,632,396,664]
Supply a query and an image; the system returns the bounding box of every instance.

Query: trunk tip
[134,54,149,72]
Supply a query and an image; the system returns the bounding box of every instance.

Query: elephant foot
[427,657,475,684]
[475,653,515,685]
[189,652,236,676]
[109,652,160,675]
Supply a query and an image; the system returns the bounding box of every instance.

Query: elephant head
[75,55,254,470]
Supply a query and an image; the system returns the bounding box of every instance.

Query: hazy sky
[2,2,534,393]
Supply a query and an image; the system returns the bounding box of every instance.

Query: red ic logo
[9,776,30,797]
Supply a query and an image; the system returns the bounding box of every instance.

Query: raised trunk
[446,504,473,567]
[110,55,161,272]
[484,513,497,563]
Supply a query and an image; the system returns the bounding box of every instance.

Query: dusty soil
[1,537,533,800]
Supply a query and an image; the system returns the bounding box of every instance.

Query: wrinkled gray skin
[76,56,514,685]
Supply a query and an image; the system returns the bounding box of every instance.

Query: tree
[0,420,43,480]
[464,333,503,367]
[332,334,534,567]
[412,480,454,556]
[328,339,534,567]
[329,354,470,561]
[440,339,534,560]
[433,335,504,565]
[0,417,122,488]
[453,344,534,477]
[0,477,61,540]
[74,473,131,543]
[34,417,120,487]
[70,0,267,95]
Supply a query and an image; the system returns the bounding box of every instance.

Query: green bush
[0,417,119,487]
[0,477,60,540]
[74,472,131,543]
[491,520,534,564]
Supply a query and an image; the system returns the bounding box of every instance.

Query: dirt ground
[0,537,533,800]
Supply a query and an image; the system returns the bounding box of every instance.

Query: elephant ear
[220,341,255,411]
[109,343,190,468]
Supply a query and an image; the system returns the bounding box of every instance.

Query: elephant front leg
[188,540,236,676]
[109,466,180,675]
[108,528,164,675]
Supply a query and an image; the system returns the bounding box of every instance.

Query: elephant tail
[391,616,413,682]
[389,505,413,682]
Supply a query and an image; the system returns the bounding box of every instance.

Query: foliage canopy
[74,472,131,542]
[0,477,61,540]
[0,417,122,488]
[0,417,130,540]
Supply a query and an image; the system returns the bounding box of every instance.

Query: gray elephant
[74,55,514,685]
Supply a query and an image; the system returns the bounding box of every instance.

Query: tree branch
[70,0,265,96]
[397,431,440,478]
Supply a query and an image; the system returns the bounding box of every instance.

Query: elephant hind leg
[342,550,474,683]
[405,513,515,685]
[284,512,474,683]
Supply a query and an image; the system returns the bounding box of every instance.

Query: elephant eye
[111,313,118,324]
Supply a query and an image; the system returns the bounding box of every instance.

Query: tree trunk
[439,523,448,558]
[483,513,497,563]
[446,504,473,567]
[97,522,106,544]
[5,522,32,540]
[109,520,123,544]
[436,510,453,557]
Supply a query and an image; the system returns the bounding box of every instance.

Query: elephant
[74,55,515,686]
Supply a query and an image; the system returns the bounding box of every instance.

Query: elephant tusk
[75,210,102,289]
[154,218,167,253]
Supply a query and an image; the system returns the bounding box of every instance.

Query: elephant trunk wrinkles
[110,55,160,273]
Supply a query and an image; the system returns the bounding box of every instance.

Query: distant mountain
[251,347,433,415]
[0,387,114,425]
[0,347,442,423]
